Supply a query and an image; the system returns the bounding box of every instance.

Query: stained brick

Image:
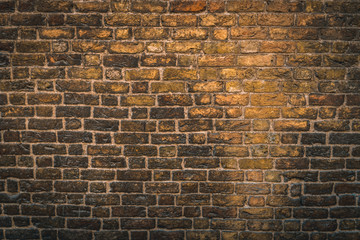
[2,1,360,235]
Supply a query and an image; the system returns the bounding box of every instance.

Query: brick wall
[0,0,360,239]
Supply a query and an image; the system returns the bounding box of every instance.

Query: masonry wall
[0,0,360,239]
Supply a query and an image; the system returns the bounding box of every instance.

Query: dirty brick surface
[0,0,360,239]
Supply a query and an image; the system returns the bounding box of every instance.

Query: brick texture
[0,0,360,239]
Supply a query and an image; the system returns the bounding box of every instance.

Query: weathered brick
[162,15,197,27]
[39,28,74,39]
[5,229,40,239]
[134,28,169,40]
[66,14,102,26]
[11,14,46,26]
[173,28,208,40]
[200,14,236,27]
[270,146,304,157]
[2,2,360,233]
[268,1,303,12]
[105,14,141,26]
[78,28,112,40]
[87,145,122,156]
[171,1,206,12]
[121,120,156,132]
[12,54,45,66]
[141,54,177,67]
[329,133,360,144]
[73,41,106,53]
[56,106,90,117]
[228,1,265,12]
[103,55,138,68]
[150,107,185,119]
[276,158,309,169]
[245,108,280,119]
[85,194,119,205]
[258,13,294,26]
[132,1,166,12]
[188,107,223,118]
[216,120,251,131]
[274,120,310,131]
[94,82,129,94]
[124,146,157,156]
[177,194,210,205]
[231,27,268,39]
[54,181,87,193]
[74,2,109,12]
[215,146,249,157]
[125,69,159,80]
[239,159,273,169]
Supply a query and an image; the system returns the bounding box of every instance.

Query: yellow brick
[173,28,208,40]
[274,120,310,131]
[84,55,100,66]
[195,94,212,105]
[203,42,239,54]
[269,27,288,40]
[231,27,267,40]
[161,15,197,26]
[225,81,242,92]
[131,1,166,12]
[212,29,228,40]
[40,28,74,39]
[239,159,273,169]
[146,42,164,53]
[72,41,106,53]
[134,28,169,40]
[215,146,249,157]
[245,107,280,119]
[315,69,346,80]
[282,81,317,93]
[199,56,236,67]
[200,14,236,26]
[121,96,155,106]
[125,69,159,80]
[68,67,102,79]
[78,28,112,40]
[163,68,197,80]
[199,69,218,80]
[244,133,279,144]
[244,81,279,92]
[270,146,304,157]
[115,28,131,39]
[215,94,249,106]
[94,82,129,93]
[257,68,292,80]
[282,107,317,119]
[225,108,243,118]
[105,14,141,26]
[109,42,144,53]
[240,41,259,53]
[289,94,306,106]
[259,41,296,53]
[166,42,202,53]
[219,68,255,80]
[237,54,275,67]
[258,13,294,26]
[189,107,223,118]
[238,14,257,25]
[189,81,223,92]
[253,120,270,131]
[111,2,129,12]
[251,94,287,106]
